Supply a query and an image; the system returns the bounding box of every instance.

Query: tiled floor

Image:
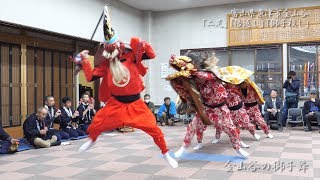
[1,123,319,180]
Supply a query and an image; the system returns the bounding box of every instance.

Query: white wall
[149,0,320,105]
[0,0,145,42]
[2,0,320,105]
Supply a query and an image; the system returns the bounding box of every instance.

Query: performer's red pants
[87,97,169,154]
[245,105,270,135]
[183,105,241,150]
[216,107,256,137]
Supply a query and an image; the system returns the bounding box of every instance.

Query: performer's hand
[40,130,46,135]
[44,127,48,131]
[11,138,19,145]
[88,104,94,110]
[74,111,79,116]
[80,50,90,59]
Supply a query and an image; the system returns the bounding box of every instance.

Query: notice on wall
[160,63,171,79]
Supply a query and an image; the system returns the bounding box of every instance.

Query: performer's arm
[81,59,106,82]
[141,42,156,60]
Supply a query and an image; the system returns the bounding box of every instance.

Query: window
[181,46,283,97]
[255,48,283,96]
[214,50,229,67]
[289,45,318,98]
[231,49,255,80]
[180,48,229,67]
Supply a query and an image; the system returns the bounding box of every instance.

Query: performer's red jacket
[81,37,155,102]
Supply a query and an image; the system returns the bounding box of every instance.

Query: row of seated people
[144,95,179,126]
[263,89,320,132]
[0,94,96,152]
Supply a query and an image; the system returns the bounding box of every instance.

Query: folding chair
[286,108,304,130]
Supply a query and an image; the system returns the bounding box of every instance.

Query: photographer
[282,71,300,126]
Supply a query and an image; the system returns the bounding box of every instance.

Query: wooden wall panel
[1,45,10,127]
[44,50,52,97]
[53,51,60,107]
[11,46,21,126]
[60,53,67,99]
[36,49,44,109]
[26,48,35,116]
[66,53,73,99]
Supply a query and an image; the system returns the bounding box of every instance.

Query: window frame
[287,44,319,99]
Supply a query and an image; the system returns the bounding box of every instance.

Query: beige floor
[0,123,319,180]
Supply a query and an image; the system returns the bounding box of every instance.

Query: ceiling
[119,0,263,11]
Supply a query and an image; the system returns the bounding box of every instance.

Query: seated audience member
[44,96,70,140]
[264,89,283,131]
[0,126,19,154]
[23,107,60,148]
[303,90,320,132]
[157,97,177,126]
[60,97,85,138]
[77,94,96,132]
[144,94,155,113]
[79,90,95,105]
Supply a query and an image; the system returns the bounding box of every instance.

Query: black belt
[204,102,226,109]
[113,94,140,103]
[229,102,243,111]
[244,102,258,107]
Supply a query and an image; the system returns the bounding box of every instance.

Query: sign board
[227,6,320,46]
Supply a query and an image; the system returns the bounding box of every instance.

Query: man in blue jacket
[282,71,300,126]
[158,97,177,126]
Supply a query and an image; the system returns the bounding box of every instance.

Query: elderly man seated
[303,90,320,132]
[264,89,283,131]
[23,107,60,148]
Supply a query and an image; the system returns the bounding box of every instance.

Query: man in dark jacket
[303,90,320,132]
[0,126,19,154]
[23,107,59,148]
[282,71,300,126]
[77,94,96,132]
[60,96,85,138]
[144,94,155,113]
[264,89,283,131]
[44,96,70,140]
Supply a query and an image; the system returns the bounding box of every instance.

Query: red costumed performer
[73,5,178,168]
[240,80,273,139]
[168,53,249,158]
[209,83,260,146]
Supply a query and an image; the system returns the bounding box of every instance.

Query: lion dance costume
[72,5,178,168]
[167,53,249,158]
